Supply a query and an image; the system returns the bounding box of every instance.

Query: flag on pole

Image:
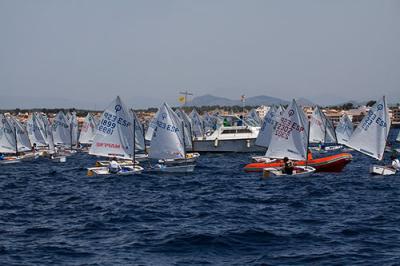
[178,96,186,103]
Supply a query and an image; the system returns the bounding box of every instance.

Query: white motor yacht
[192,115,264,153]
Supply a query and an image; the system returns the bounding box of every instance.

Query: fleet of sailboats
[1,95,399,176]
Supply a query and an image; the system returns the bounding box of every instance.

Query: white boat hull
[369,165,397,176]
[262,166,316,177]
[87,165,143,176]
[149,164,195,173]
[193,138,264,153]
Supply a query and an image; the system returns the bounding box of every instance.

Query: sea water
[1,129,399,265]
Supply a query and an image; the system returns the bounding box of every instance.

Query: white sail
[8,116,32,152]
[145,109,160,142]
[0,114,17,153]
[27,112,47,147]
[265,99,309,161]
[346,96,390,160]
[309,107,336,144]
[79,113,97,144]
[397,130,400,142]
[255,106,279,148]
[52,111,71,146]
[89,96,135,159]
[247,109,261,126]
[189,109,204,138]
[149,102,185,160]
[130,110,146,151]
[335,114,353,145]
[69,112,79,146]
[203,112,215,132]
[175,109,193,149]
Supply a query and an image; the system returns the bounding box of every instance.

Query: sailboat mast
[70,121,73,150]
[182,121,187,163]
[133,118,136,163]
[14,125,18,156]
[306,120,311,167]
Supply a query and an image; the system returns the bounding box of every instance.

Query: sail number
[362,111,387,131]
[275,117,304,140]
[98,112,131,135]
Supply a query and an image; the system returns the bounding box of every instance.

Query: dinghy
[87,165,143,176]
[148,102,196,173]
[263,166,315,177]
[369,165,396,176]
[88,96,144,175]
[309,106,342,152]
[254,99,316,177]
[0,114,38,164]
[335,114,353,145]
[344,96,394,175]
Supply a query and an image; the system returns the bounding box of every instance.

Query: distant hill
[188,94,292,107]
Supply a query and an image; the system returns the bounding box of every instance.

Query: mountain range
[187,94,316,107]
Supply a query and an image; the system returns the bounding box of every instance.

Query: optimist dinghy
[148,103,196,173]
[88,96,143,176]
[257,99,316,177]
[344,96,394,176]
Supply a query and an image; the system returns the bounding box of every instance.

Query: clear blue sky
[0,0,399,108]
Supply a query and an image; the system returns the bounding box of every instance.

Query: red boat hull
[244,153,352,173]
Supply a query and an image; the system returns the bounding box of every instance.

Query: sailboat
[189,109,204,138]
[79,113,97,147]
[87,96,143,176]
[175,108,200,160]
[309,106,341,152]
[335,113,354,145]
[252,106,280,163]
[27,112,48,148]
[0,114,36,164]
[258,99,316,176]
[344,96,394,175]
[148,102,195,173]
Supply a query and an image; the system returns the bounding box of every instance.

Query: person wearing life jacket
[0,153,4,161]
[307,149,313,160]
[108,157,121,174]
[283,157,294,175]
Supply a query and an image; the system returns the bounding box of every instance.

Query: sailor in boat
[389,155,400,171]
[318,141,326,151]
[108,157,122,174]
[283,157,294,175]
[0,153,4,161]
[31,143,37,152]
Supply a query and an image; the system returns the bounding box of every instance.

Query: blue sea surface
[1,129,400,265]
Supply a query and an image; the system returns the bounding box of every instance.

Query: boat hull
[87,165,143,176]
[193,138,265,153]
[149,164,195,173]
[369,165,397,176]
[263,166,316,177]
[244,153,353,173]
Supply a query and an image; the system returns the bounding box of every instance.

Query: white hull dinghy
[263,166,316,177]
[148,102,197,173]
[261,99,314,178]
[149,163,195,173]
[345,96,391,176]
[87,165,144,176]
[88,96,145,174]
[369,165,396,176]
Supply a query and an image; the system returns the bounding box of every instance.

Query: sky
[0,0,399,109]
